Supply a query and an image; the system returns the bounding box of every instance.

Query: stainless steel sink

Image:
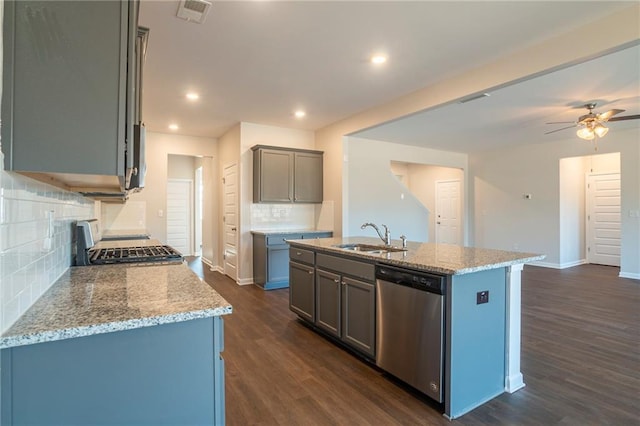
[333,243,406,254]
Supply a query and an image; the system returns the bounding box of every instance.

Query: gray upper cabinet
[293,151,323,203]
[252,145,323,204]
[253,148,294,202]
[2,0,141,193]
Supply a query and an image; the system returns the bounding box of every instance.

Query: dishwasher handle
[376,265,445,295]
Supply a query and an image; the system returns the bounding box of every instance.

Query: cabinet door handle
[231,227,237,231]
[308,270,314,275]
[341,281,346,286]
[296,251,302,256]
[333,278,340,283]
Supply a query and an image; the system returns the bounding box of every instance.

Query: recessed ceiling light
[169,123,179,131]
[186,92,199,101]
[371,55,387,65]
[294,110,306,118]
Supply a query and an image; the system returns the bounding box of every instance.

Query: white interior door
[223,163,238,281]
[586,173,621,266]
[435,180,461,245]
[167,179,192,256]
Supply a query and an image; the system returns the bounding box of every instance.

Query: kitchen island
[0,262,232,425]
[287,236,544,419]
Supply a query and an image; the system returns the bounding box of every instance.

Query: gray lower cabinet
[316,267,376,358]
[289,260,316,322]
[316,269,341,337]
[341,276,376,357]
[290,247,376,359]
[1,317,225,425]
[253,231,331,290]
[252,145,323,204]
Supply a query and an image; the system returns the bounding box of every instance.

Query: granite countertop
[0,263,232,349]
[250,229,333,235]
[288,237,545,275]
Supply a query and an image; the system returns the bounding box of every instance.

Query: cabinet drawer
[316,253,375,282]
[290,247,315,265]
[266,234,302,246]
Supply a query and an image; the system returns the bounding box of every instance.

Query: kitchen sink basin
[333,243,406,254]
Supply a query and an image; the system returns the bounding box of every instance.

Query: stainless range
[75,219,183,266]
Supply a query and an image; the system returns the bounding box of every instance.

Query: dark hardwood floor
[186,258,639,425]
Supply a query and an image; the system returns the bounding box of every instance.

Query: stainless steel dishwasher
[376,264,445,403]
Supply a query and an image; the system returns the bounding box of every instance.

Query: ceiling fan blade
[608,114,640,122]
[546,121,575,124]
[597,109,625,121]
[545,124,577,135]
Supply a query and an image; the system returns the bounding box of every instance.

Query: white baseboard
[237,278,254,286]
[531,259,586,269]
[619,271,640,280]
[505,374,526,394]
[201,257,214,268]
[532,261,638,280]
[211,265,224,274]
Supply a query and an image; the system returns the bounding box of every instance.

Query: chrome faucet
[361,222,391,246]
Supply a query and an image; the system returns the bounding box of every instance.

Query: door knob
[231,227,237,231]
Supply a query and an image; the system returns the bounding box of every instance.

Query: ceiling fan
[545,103,640,140]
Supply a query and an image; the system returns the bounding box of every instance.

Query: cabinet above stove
[2,0,148,197]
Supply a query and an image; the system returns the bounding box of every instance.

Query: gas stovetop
[88,245,183,265]
[75,220,183,266]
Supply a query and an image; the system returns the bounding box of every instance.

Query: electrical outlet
[477,291,489,304]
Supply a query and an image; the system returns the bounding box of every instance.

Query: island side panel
[1,317,221,425]
[505,263,526,392]
[445,267,507,419]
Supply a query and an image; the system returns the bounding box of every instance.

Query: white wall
[345,137,467,242]
[126,132,219,266]
[559,155,588,267]
[168,154,196,180]
[470,129,639,277]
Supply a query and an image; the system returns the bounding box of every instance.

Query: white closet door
[167,179,192,256]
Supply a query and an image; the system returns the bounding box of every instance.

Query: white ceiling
[139,1,639,151]
[355,45,640,152]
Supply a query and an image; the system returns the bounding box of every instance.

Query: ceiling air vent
[176,0,212,24]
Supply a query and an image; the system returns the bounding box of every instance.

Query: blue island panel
[446,267,506,419]
[2,317,224,425]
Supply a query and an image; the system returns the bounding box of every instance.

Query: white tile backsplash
[0,171,93,333]
[250,203,316,230]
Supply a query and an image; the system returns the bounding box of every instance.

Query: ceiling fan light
[594,124,609,138]
[577,127,595,140]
